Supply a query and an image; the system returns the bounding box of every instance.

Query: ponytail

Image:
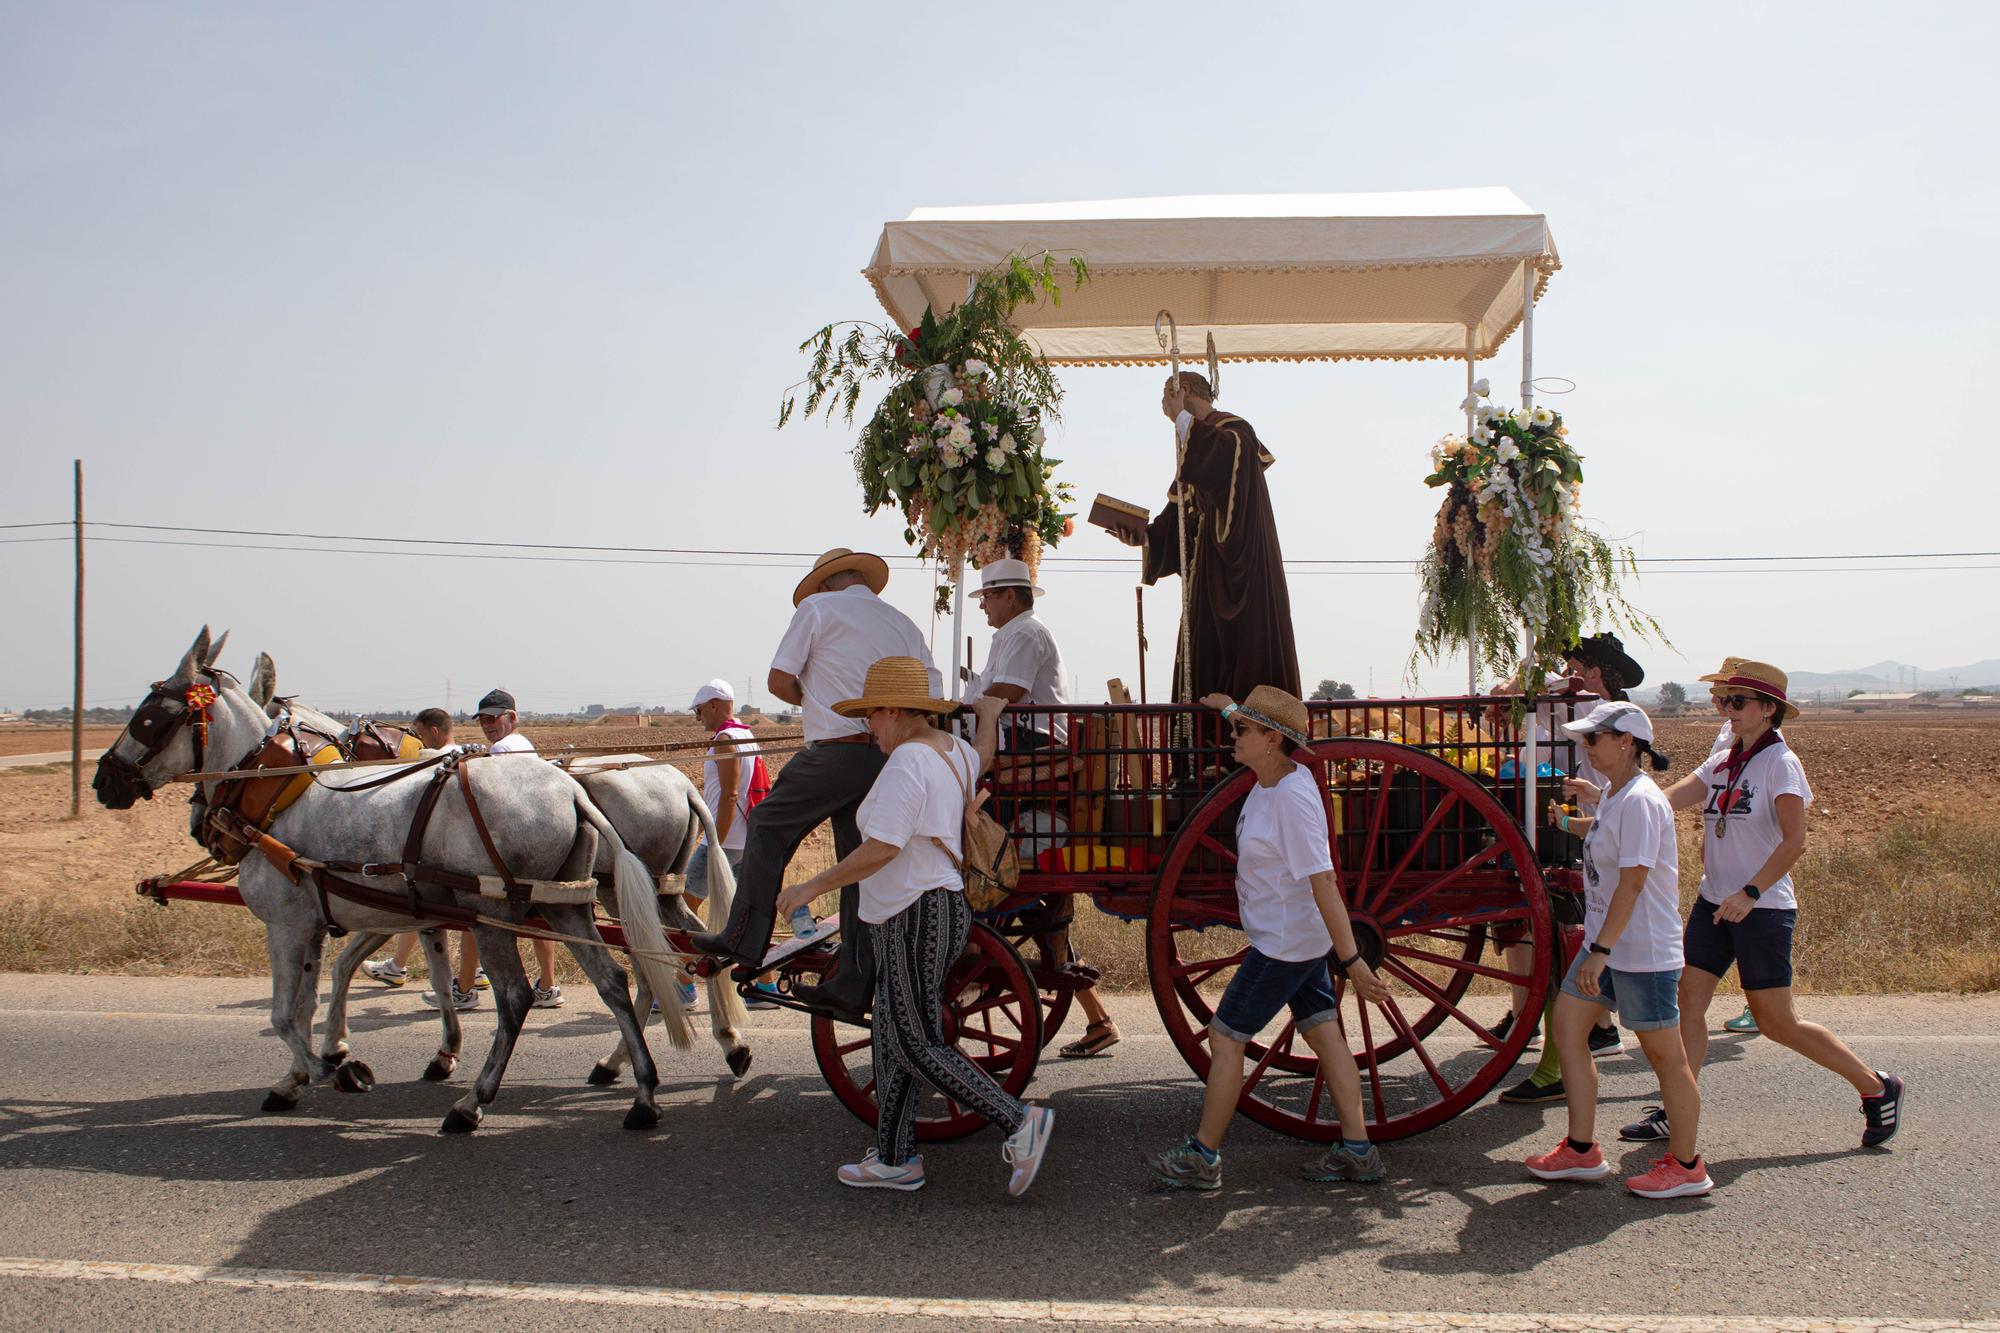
[1636,739,1671,772]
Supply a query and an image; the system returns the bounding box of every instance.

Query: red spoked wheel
[1147,738,1551,1142]
[810,920,1043,1142]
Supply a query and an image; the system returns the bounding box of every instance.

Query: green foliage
[1313,679,1357,700]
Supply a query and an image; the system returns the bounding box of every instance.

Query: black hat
[475,688,517,717]
[1565,633,1645,690]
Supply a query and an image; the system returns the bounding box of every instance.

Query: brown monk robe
[1128,372,1301,703]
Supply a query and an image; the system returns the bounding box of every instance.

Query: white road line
[0,1257,1992,1332]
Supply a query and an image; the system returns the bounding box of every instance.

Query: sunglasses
[1714,694,1764,711]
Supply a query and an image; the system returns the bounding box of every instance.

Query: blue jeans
[1212,948,1341,1043]
[685,842,743,903]
[1559,951,1681,1031]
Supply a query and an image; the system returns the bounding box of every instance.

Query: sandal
[1059,1019,1121,1059]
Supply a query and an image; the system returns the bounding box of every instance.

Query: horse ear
[248,652,277,708]
[176,626,211,681]
[203,629,230,668]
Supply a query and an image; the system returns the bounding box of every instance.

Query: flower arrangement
[780,255,1087,601]
[1412,381,1659,688]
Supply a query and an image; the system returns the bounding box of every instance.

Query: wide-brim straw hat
[793,547,890,607]
[1236,684,1312,748]
[833,656,956,717]
[1564,632,1645,689]
[970,557,1045,599]
[1698,658,1801,723]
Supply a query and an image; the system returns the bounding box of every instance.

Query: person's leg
[1744,987,1882,1095]
[1633,1025,1702,1163]
[869,912,923,1168]
[1678,966,1723,1077]
[390,932,419,968]
[534,938,557,992]
[1196,1030,1248,1153]
[1678,899,1736,1080]
[1298,1020,1366,1142]
[455,933,480,994]
[890,891,1029,1133]
[1501,940,1532,1022]
[1551,993,1602,1145]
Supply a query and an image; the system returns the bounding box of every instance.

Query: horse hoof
[586,1063,621,1087]
[726,1046,753,1079]
[334,1061,375,1093]
[622,1103,661,1131]
[260,1091,299,1114]
[438,1107,482,1135]
[422,1055,457,1083]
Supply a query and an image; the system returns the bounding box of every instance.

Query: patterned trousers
[871,888,1027,1166]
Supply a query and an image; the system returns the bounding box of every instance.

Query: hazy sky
[4,2,1996,715]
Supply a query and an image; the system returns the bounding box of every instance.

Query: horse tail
[572,784,692,1050]
[687,790,748,1035]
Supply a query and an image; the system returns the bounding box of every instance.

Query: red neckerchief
[1714,727,1783,832]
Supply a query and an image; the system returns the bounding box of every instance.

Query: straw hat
[970,558,1045,599]
[1236,684,1312,748]
[833,656,956,717]
[793,547,890,607]
[1698,658,1801,723]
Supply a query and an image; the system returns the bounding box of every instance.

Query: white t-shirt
[701,723,759,852]
[1711,721,1734,754]
[1694,736,1812,910]
[1233,764,1336,962]
[1579,773,1683,972]
[488,730,536,754]
[771,585,941,742]
[855,735,979,924]
[968,609,1069,743]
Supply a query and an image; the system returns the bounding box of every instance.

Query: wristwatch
[1741,883,1762,901]
[1334,951,1362,972]
[1587,942,1613,956]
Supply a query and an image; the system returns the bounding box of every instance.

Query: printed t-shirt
[702,724,759,852]
[1694,736,1812,910]
[1579,773,1683,972]
[969,610,1070,743]
[489,731,537,754]
[771,585,940,741]
[1233,763,1336,962]
[855,735,979,924]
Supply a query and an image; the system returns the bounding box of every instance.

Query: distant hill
[1637,658,2000,704]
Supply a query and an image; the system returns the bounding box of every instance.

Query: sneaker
[837,1149,924,1191]
[1002,1105,1055,1197]
[1487,1010,1540,1049]
[1497,1075,1566,1105]
[1861,1071,1906,1148]
[421,983,480,1011]
[1626,1153,1714,1199]
[1724,1005,1758,1033]
[1525,1138,1611,1181]
[744,981,781,1010]
[1144,1135,1221,1191]
[471,967,491,991]
[1302,1143,1384,1183]
[1588,1023,1623,1059]
[532,985,565,1009]
[789,906,822,941]
[678,980,699,1009]
[1619,1105,1672,1142]
[361,959,408,987]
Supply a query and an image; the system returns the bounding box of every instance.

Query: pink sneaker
[1525,1138,1610,1181]
[1626,1153,1714,1199]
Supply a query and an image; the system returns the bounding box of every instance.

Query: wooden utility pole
[71,460,84,817]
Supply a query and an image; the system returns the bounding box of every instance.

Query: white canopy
[864,188,1559,366]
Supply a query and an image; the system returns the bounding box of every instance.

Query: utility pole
[70,460,83,818]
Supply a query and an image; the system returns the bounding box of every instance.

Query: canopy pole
[1519,263,1539,853]
[1156,311,1194,704]
[946,275,974,701]
[1465,327,1477,698]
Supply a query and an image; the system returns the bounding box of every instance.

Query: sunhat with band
[970,558,1045,599]
[833,656,957,717]
[1698,659,1801,724]
[793,547,890,607]
[1231,684,1312,749]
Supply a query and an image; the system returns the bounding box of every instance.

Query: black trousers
[731,739,886,1005]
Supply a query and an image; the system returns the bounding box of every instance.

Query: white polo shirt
[969,608,1069,743]
[770,584,941,742]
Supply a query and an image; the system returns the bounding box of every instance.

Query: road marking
[0,1257,1992,1331]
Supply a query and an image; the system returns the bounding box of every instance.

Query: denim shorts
[1212,948,1341,1043]
[1559,950,1682,1031]
[684,842,743,902]
[1683,897,1797,990]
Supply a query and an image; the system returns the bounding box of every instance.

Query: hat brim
[794,553,890,606]
[1566,642,1645,689]
[1698,672,1801,723]
[973,582,1046,598]
[831,694,957,718]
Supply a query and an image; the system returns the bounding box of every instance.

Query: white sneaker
[1002,1105,1055,1198]
[837,1149,925,1191]
[361,959,408,987]
[421,983,480,1011]
[532,985,566,1009]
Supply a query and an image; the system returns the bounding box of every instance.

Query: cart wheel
[995,912,1078,1051]
[810,920,1042,1142]
[1147,738,1551,1142]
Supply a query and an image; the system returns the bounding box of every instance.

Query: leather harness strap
[455,759,529,906]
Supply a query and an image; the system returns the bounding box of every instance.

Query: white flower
[1472,423,1495,444]
[1458,393,1482,414]
[1472,378,1490,397]
[939,386,964,409]
[981,421,1000,441]
[985,446,1007,469]
[997,432,1016,456]
[906,436,927,455]
[946,420,975,451]
[933,417,952,435]
[1496,438,1520,463]
[962,358,989,378]
[1531,405,1555,428]
[1475,401,1499,423]
[1030,425,1045,448]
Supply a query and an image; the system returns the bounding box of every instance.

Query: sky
[3,1,1997,716]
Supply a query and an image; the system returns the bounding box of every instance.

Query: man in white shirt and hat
[693,548,941,1020]
[964,558,1068,745]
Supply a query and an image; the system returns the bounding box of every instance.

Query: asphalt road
[0,974,1992,1331]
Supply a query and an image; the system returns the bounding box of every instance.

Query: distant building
[1846,692,1919,708]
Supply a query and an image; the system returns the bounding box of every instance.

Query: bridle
[100,670,228,800]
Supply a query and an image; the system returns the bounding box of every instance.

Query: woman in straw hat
[1616,659,1908,1151]
[776,657,1055,1196]
[1144,686,1391,1191]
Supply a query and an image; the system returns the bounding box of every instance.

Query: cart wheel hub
[1346,916,1386,972]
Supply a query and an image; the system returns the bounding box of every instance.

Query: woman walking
[1524,701,1711,1199]
[778,659,1054,1195]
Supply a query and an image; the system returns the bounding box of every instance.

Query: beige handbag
[932,746,1020,913]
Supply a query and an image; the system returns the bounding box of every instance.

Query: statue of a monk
[1116,371,1301,703]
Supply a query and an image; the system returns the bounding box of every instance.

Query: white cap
[973,558,1045,598]
[1560,699,1655,745]
[689,679,734,710]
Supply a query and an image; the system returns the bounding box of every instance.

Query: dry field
[3,712,1996,992]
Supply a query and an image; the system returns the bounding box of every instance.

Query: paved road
[0,975,1991,1331]
[0,751,72,769]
